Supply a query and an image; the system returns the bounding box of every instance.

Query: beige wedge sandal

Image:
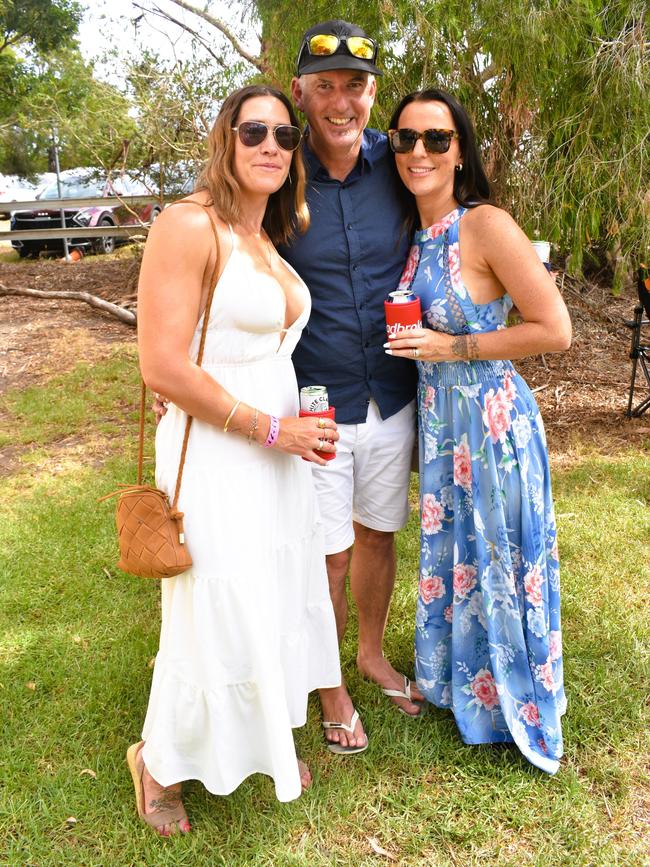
[126,741,189,835]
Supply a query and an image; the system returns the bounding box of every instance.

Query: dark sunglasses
[388,128,459,154]
[231,121,302,152]
[303,33,377,62]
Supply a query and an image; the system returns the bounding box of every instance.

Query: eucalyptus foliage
[0,0,134,177]
[8,49,137,175]
[258,0,649,289]
[124,50,247,189]
[20,0,641,287]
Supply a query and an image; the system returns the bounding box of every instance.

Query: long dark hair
[388,88,491,235]
[195,84,309,245]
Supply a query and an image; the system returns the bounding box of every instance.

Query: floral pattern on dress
[405,206,566,775]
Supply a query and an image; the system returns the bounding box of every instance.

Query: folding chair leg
[632,357,650,416]
[628,354,650,417]
[632,396,650,417]
[626,356,639,418]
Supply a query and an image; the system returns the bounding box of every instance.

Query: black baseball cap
[296,19,382,77]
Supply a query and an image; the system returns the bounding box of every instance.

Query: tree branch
[0,285,137,326]
[133,1,228,70]
[139,0,269,74]
[479,61,497,85]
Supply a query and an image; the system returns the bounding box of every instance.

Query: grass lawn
[1,349,648,866]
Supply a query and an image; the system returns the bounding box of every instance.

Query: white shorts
[311,399,416,555]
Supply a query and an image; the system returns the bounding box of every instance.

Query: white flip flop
[381,675,426,717]
[322,708,369,755]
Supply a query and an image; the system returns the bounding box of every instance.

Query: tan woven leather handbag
[101,202,220,579]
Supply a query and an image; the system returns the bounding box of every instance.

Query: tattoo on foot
[451,333,480,360]
[149,791,181,812]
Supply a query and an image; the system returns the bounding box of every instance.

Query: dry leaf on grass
[79,768,97,779]
[65,816,77,827]
[26,682,36,690]
[367,836,397,861]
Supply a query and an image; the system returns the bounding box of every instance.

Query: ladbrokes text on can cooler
[385,290,422,338]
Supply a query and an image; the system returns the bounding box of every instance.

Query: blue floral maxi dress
[399,206,566,774]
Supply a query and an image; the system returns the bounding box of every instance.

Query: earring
[455,163,463,171]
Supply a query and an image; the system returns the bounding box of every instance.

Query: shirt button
[347,223,352,230]
[353,264,359,271]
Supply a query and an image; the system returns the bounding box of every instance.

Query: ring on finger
[411,347,420,359]
[317,417,327,429]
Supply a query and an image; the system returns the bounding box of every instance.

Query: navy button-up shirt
[278,128,417,424]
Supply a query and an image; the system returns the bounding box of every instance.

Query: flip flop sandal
[126,741,189,835]
[381,675,426,717]
[322,709,369,755]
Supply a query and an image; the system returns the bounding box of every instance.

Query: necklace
[265,236,273,271]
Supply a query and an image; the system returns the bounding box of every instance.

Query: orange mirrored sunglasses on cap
[305,33,376,61]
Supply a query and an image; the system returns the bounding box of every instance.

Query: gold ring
[411,347,419,359]
[317,417,327,429]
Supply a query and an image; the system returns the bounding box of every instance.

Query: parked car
[9,169,162,258]
[0,173,51,206]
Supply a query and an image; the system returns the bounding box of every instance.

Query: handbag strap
[137,201,222,513]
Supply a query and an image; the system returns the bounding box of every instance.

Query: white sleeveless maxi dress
[140,227,341,802]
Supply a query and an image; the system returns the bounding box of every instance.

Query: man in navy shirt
[278,20,423,753]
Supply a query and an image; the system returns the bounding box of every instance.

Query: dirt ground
[1,250,649,458]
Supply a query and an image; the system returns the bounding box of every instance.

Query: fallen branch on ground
[0,284,136,326]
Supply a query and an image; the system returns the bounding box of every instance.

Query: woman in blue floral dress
[385,89,571,774]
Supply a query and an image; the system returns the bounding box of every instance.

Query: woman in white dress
[130,84,342,835]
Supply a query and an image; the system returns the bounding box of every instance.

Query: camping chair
[625,264,650,418]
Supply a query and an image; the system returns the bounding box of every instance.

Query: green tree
[1,46,138,175]
[0,0,136,175]
[258,0,649,289]
[125,50,246,193]
[134,0,650,288]
[0,0,81,54]
[0,0,82,121]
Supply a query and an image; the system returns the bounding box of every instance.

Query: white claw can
[300,385,329,413]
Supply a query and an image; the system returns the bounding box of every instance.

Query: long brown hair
[195,85,309,245]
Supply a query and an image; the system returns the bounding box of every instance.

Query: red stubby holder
[299,406,336,462]
[384,295,422,339]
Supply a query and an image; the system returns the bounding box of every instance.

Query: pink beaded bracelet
[263,414,280,448]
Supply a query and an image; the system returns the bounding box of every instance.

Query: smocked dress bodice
[398,206,514,387]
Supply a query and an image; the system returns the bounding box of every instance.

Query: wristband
[263,414,280,448]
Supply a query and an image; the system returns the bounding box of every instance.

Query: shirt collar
[302,128,374,181]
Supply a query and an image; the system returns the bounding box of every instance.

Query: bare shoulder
[147,193,230,255]
[462,204,523,244]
